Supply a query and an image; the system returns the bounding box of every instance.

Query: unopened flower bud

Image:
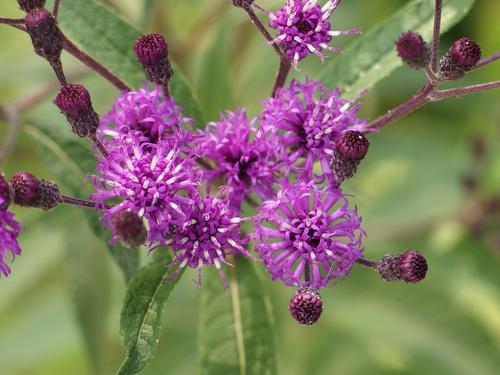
[230,0,254,9]
[17,0,46,12]
[376,250,428,283]
[55,84,99,138]
[25,8,62,63]
[10,172,60,210]
[0,175,12,210]
[289,288,323,325]
[112,211,147,248]
[134,34,173,87]
[440,37,481,80]
[331,131,369,187]
[396,32,430,69]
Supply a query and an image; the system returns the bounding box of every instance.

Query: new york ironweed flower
[167,194,250,288]
[261,79,368,184]
[254,182,364,289]
[268,0,361,67]
[196,109,281,211]
[99,86,194,151]
[91,137,201,247]
[0,175,22,277]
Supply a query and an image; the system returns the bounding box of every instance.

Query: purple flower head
[254,181,364,289]
[91,137,201,247]
[269,0,361,67]
[166,194,250,288]
[0,174,11,211]
[99,86,194,151]
[261,80,367,183]
[196,109,281,211]
[0,210,22,277]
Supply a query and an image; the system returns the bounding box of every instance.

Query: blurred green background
[1,0,499,374]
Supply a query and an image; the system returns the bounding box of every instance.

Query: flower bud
[0,175,12,210]
[396,32,431,69]
[55,84,99,138]
[439,37,481,80]
[331,131,369,187]
[112,211,147,248]
[25,8,63,63]
[134,34,173,87]
[289,288,323,325]
[230,0,254,9]
[17,0,46,12]
[376,250,428,283]
[10,172,60,210]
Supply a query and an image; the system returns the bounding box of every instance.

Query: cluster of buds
[331,130,370,187]
[396,32,481,81]
[9,172,61,210]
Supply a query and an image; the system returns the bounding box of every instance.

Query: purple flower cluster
[99,85,194,150]
[261,79,368,184]
[269,0,360,67]
[196,109,281,211]
[254,182,364,289]
[0,175,22,277]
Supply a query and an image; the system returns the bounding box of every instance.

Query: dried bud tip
[0,174,12,210]
[10,172,40,207]
[55,84,99,138]
[25,8,62,62]
[17,0,46,12]
[230,0,255,9]
[376,250,428,283]
[10,172,60,210]
[134,34,167,66]
[55,84,92,118]
[399,251,428,283]
[113,211,147,248]
[396,32,430,69]
[134,34,173,87]
[336,130,370,161]
[440,37,481,80]
[289,288,323,325]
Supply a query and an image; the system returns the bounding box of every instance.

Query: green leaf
[117,249,183,375]
[198,15,233,122]
[318,0,475,96]
[24,121,140,283]
[199,257,278,375]
[58,0,204,126]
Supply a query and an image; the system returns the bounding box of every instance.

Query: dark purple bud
[113,211,147,248]
[289,288,323,325]
[396,32,430,69]
[10,172,60,210]
[336,130,369,160]
[55,84,99,138]
[376,250,428,283]
[230,0,255,9]
[25,8,62,63]
[0,174,12,210]
[17,0,46,12]
[10,172,40,207]
[440,37,481,80]
[399,251,428,283]
[134,34,173,87]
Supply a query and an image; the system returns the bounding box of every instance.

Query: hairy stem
[61,33,131,91]
[431,80,500,100]
[60,195,98,209]
[430,0,443,72]
[473,52,500,70]
[53,0,61,19]
[355,258,378,269]
[0,17,24,25]
[245,8,291,96]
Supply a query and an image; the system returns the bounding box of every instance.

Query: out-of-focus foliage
[0,1,499,375]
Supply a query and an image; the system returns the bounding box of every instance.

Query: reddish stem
[53,0,61,19]
[430,0,443,72]
[0,17,24,25]
[473,52,500,70]
[431,80,500,100]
